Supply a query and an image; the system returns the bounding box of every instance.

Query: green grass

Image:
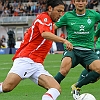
[0,54,99,100]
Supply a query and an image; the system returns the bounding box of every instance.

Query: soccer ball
[77,93,96,100]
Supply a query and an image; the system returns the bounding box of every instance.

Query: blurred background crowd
[0,0,100,17]
[0,0,100,53]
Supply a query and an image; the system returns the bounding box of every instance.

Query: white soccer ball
[77,93,96,100]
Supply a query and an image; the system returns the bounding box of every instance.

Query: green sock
[54,72,65,84]
[76,71,100,88]
[78,69,89,82]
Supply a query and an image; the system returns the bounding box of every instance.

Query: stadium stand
[0,0,99,53]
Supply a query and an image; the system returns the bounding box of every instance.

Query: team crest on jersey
[44,18,47,22]
[87,17,91,25]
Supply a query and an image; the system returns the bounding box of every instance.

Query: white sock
[42,88,60,100]
[0,83,3,93]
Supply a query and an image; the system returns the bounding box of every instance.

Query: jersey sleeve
[95,11,100,22]
[95,23,100,37]
[38,15,53,34]
[55,12,68,28]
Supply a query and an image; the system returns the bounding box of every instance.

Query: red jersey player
[0,0,73,100]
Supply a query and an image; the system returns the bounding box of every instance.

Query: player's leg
[54,49,81,100]
[0,58,24,93]
[0,58,35,93]
[77,69,89,82]
[73,69,99,88]
[54,56,72,84]
[71,69,100,100]
[39,75,61,100]
[71,69,89,96]
[54,50,77,84]
[76,50,100,88]
[29,63,61,100]
[0,73,21,93]
[71,50,100,99]
[71,70,100,88]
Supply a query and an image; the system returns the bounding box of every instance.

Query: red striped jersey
[12,12,55,64]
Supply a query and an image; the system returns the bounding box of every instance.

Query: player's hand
[64,40,73,51]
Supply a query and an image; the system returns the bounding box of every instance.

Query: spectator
[1,7,9,17]
[26,3,31,16]
[63,1,68,12]
[34,4,40,15]
[30,2,36,15]
[12,0,18,10]
[68,0,75,11]
[1,35,6,42]
[13,7,19,16]
[27,0,33,7]
[0,39,5,48]
[89,0,94,9]
[0,1,3,15]
[3,0,10,9]
[9,4,14,16]
[93,0,99,7]
[60,32,66,39]
[24,3,28,13]
[96,8,100,13]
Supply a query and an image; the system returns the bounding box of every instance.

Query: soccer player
[95,23,100,53]
[54,0,100,99]
[71,22,100,98]
[0,0,73,100]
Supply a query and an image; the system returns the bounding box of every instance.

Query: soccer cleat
[71,84,81,100]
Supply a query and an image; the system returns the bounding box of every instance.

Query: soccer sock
[77,69,89,82]
[54,72,65,84]
[76,71,100,88]
[0,83,3,93]
[42,88,60,100]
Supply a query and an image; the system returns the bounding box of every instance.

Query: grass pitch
[0,54,99,100]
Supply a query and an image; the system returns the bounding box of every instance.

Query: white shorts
[9,58,52,84]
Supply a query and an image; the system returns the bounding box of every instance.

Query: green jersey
[55,9,100,49]
[95,23,100,49]
[96,38,100,48]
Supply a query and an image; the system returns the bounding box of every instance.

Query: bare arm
[41,32,73,51]
[94,36,98,43]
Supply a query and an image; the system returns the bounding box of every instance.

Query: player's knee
[60,68,69,76]
[2,84,13,92]
[94,66,100,74]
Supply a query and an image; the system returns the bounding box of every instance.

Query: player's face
[73,0,88,14]
[50,5,64,22]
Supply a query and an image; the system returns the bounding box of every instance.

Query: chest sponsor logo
[80,25,85,31]
[74,25,89,34]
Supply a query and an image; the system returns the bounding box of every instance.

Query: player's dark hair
[45,0,64,11]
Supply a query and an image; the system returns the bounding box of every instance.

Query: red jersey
[12,12,55,64]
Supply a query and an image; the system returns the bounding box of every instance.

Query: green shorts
[95,49,100,59]
[63,48,99,68]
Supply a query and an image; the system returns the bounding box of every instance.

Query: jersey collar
[73,9,87,16]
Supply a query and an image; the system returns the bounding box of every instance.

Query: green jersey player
[71,23,100,98]
[54,0,100,99]
[95,23,100,56]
